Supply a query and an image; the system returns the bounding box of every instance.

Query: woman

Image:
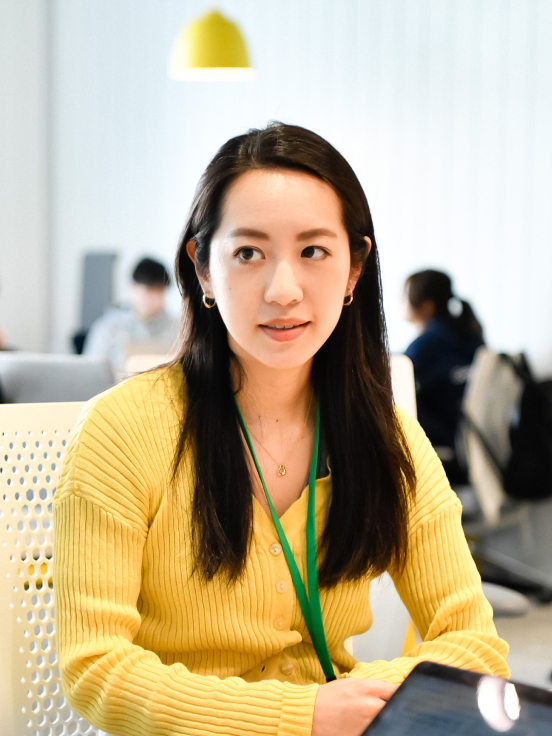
[404,270,484,484]
[54,124,508,736]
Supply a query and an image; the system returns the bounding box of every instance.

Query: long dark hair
[173,122,416,588]
[406,269,484,340]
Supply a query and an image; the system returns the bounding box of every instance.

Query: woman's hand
[311,677,397,736]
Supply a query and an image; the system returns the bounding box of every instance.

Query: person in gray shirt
[84,257,180,379]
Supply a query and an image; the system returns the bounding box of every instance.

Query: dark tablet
[365,661,552,735]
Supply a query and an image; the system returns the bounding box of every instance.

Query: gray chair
[459,347,552,599]
[0,352,114,403]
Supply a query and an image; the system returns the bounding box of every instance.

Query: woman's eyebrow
[229,227,269,239]
[297,228,337,240]
[228,226,337,240]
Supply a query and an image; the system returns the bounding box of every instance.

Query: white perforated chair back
[462,347,524,526]
[0,402,103,736]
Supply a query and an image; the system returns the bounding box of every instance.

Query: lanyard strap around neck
[236,399,336,682]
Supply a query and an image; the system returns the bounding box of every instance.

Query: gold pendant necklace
[248,430,292,477]
[247,391,313,477]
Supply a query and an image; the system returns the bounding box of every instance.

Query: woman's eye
[301,246,328,259]
[236,247,263,262]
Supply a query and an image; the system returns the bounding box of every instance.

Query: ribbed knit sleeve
[346,409,510,684]
[53,373,318,736]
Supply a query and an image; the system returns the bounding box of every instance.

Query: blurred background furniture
[125,353,170,376]
[352,354,530,660]
[72,252,118,354]
[0,352,114,403]
[0,401,101,736]
[352,571,413,661]
[390,353,418,418]
[458,346,552,599]
[481,582,531,619]
[124,340,176,377]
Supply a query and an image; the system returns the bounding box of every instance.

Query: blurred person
[55,125,507,736]
[403,269,484,483]
[84,257,179,377]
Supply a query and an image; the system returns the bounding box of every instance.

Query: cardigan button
[281,663,294,675]
[276,580,288,594]
[270,543,282,556]
[274,618,285,630]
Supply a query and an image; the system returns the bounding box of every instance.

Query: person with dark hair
[404,269,484,483]
[84,256,179,377]
[54,124,507,736]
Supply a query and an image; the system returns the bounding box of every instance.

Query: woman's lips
[259,323,309,342]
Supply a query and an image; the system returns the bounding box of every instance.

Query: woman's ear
[186,239,213,297]
[348,237,372,291]
[186,239,197,264]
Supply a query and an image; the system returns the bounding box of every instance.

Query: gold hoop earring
[202,294,216,309]
[343,290,354,306]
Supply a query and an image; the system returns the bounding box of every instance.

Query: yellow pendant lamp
[168,9,256,81]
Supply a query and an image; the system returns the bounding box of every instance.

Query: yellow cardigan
[53,365,509,736]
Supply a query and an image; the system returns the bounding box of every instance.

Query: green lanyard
[236,399,336,682]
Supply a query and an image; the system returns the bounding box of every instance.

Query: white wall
[49,0,552,372]
[0,1,49,351]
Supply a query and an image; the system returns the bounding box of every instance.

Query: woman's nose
[264,260,303,305]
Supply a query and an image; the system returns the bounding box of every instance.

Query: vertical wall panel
[48,0,552,373]
[0,1,49,351]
